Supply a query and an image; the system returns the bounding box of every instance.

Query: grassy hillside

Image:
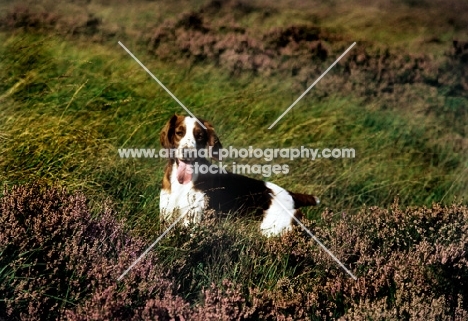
[0,0,467,319]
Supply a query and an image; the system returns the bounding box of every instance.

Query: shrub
[1,184,467,320]
[0,184,189,320]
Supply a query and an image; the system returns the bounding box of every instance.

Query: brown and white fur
[159,114,319,236]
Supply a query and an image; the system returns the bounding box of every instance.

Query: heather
[1,0,467,319]
[1,184,467,320]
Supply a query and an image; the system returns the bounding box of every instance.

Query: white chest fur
[159,163,206,226]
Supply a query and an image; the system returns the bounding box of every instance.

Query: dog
[159,114,319,236]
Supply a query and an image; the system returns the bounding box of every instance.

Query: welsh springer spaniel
[159,114,319,236]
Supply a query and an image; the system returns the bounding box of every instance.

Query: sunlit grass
[1,31,466,238]
[0,1,467,318]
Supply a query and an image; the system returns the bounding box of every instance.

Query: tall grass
[0,0,467,318]
[0,29,466,233]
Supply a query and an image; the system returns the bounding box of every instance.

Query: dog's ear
[202,119,222,160]
[160,114,179,148]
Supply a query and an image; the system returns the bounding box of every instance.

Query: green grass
[0,29,466,238]
[0,1,467,318]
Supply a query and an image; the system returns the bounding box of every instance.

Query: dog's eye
[176,131,184,136]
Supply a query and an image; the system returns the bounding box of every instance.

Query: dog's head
[160,114,222,183]
[160,114,222,158]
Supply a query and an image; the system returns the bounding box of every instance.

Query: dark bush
[1,184,468,320]
[0,184,189,320]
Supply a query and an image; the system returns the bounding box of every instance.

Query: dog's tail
[289,192,320,208]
